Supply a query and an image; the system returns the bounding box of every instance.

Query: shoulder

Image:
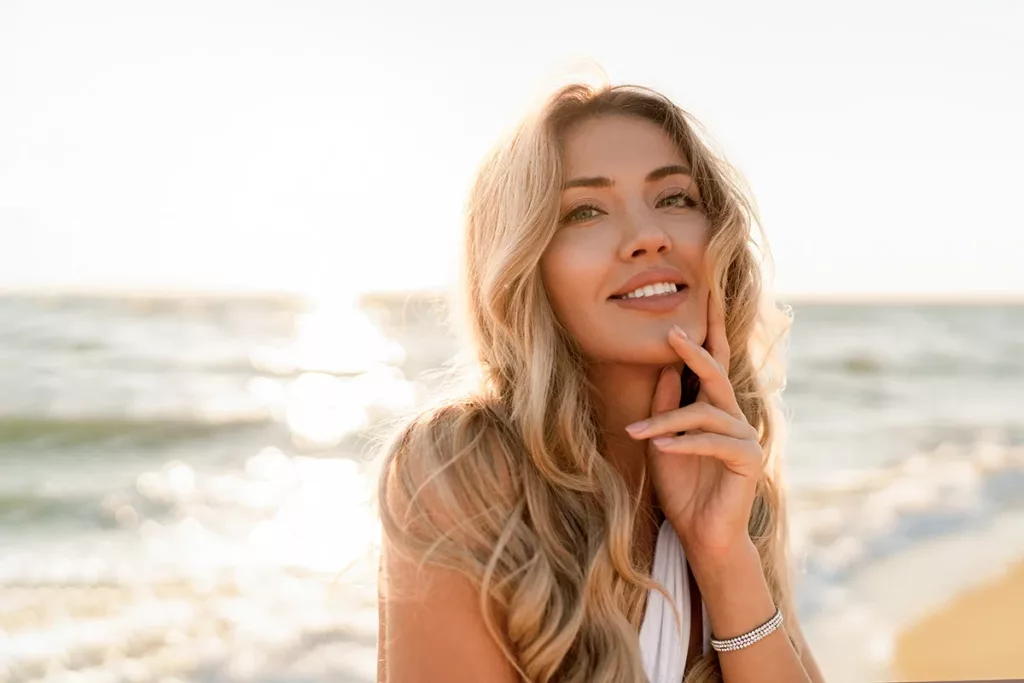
[376,397,525,683]
[384,396,517,474]
[381,395,519,488]
[378,396,521,557]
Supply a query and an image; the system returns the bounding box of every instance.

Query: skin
[380,114,827,682]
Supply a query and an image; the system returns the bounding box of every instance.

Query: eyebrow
[561,164,692,190]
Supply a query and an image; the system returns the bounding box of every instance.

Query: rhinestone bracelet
[710,606,784,652]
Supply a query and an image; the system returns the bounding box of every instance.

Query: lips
[610,282,687,299]
[608,268,689,299]
[609,285,690,312]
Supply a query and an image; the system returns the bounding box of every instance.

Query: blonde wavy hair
[378,77,800,683]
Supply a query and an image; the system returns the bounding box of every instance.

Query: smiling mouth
[609,282,688,300]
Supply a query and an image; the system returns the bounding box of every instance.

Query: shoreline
[801,508,1024,683]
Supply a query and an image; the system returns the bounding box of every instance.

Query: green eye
[659,192,697,209]
[561,203,603,225]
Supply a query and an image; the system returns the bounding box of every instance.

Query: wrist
[686,539,777,642]
[682,534,760,579]
[688,540,761,589]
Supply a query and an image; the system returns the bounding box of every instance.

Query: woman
[376,79,826,683]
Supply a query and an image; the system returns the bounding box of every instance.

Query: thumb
[651,366,682,416]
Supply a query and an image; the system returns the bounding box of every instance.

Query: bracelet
[709,606,783,652]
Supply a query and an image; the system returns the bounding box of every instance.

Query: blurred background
[1,2,1023,682]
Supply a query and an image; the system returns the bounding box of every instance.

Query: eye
[560,203,604,225]
[658,191,698,210]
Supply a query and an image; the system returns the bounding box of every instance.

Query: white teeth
[622,281,680,299]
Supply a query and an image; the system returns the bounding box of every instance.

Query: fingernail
[652,437,674,448]
[671,325,687,340]
[625,420,650,434]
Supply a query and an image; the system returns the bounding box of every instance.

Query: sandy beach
[798,509,1024,683]
[892,557,1024,682]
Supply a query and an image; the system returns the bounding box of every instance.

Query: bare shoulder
[377,398,523,683]
[378,545,521,683]
[378,397,519,543]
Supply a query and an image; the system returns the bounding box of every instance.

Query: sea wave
[0,573,378,683]
[790,437,1024,620]
[0,491,103,526]
[0,414,275,447]
[798,351,1024,378]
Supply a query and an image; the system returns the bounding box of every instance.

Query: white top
[639,520,712,683]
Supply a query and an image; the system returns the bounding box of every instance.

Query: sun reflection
[285,372,370,448]
[248,457,377,575]
[251,298,405,377]
[246,297,415,448]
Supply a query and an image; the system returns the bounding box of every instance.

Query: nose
[618,215,672,261]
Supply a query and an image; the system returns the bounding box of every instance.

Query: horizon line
[2,283,1023,305]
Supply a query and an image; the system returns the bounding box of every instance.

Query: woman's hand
[625,296,763,562]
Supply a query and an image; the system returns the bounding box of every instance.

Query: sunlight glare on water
[248,453,379,575]
[248,298,415,449]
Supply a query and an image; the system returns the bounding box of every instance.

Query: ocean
[2,292,1023,682]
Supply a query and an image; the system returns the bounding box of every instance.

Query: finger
[650,433,763,477]
[704,291,731,375]
[626,402,757,441]
[650,365,681,416]
[667,326,742,418]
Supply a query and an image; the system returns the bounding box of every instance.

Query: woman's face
[541,114,711,365]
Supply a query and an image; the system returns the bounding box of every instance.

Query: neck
[589,361,682,505]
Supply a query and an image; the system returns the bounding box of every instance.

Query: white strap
[638,520,710,682]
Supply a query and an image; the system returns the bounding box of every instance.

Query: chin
[599,339,682,367]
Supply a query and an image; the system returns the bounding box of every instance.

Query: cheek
[672,220,710,280]
[676,217,711,253]
[539,240,580,322]
[539,233,608,334]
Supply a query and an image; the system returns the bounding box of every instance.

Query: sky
[1,0,1022,300]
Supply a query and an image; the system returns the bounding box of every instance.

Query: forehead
[560,114,689,177]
